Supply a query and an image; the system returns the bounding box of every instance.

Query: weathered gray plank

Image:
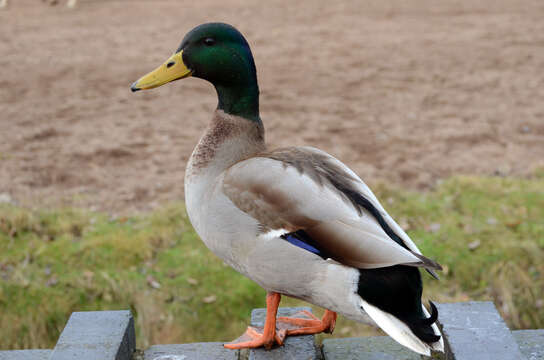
[436,302,525,360]
[322,336,421,360]
[249,307,318,360]
[49,310,135,360]
[0,350,51,360]
[144,343,238,360]
[513,330,544,360]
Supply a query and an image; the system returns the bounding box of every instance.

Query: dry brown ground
[1,0,543,213]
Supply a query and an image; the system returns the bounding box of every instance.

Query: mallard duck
[131,22,444,356]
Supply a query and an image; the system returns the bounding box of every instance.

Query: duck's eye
[203,37,215,46]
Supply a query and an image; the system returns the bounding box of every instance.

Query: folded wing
[222,146,441,271]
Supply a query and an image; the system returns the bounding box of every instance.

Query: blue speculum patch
[281,230,326,258]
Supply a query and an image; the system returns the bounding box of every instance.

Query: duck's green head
[131,23,260,122]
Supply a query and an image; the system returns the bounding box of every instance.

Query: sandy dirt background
[1,0,543,214]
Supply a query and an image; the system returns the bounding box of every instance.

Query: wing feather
[222,147,440,271]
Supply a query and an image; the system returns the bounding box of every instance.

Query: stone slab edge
[0,350,52,360]
[322,336,421,360]
[48,310,135,360]
[512,330,544,360]
[436,302,525,360]
[144,342,238,360]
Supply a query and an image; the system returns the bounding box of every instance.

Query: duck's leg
[277,309,337,335]
[224,292,286,350]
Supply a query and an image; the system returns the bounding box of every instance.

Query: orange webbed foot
[224,326,286,350]
[277,309,337,336]
[223,293,337,350]
[224,292,285,350]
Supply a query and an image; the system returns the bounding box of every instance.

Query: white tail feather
[422,304,444,352]
[360,299,443,356]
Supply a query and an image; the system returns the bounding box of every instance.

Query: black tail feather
[408,301,441,343]
[420,301,439,326]
[358,266,441,345]
[409,323,441,344]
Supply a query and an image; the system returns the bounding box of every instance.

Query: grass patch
[0,175,543,349]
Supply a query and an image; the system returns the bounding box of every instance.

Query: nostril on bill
[166,61,175,68]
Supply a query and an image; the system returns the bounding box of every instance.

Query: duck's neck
[186,110,265,178]
[214,72,260,123]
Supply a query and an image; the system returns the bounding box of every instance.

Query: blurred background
[0,0,543,351]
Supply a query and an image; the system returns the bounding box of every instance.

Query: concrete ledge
[249,307,318,360]
[513,330,544,360]
[0,350,51,360]
[322,336,421,360]
[2,304,542,360]
[48,310,135,360]
[436,302,525,360]
[144,343,238,360]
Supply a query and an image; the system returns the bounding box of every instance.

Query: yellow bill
[131,50,192,92]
